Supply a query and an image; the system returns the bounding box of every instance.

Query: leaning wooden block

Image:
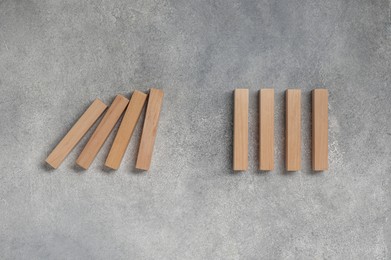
[105,91,147,170]
[312,89,328,171]
[76,95,129,169]
[286,89,301,171]
[45,99,107,169]
[136,89,164,170]
[233,89,248,171]
[259,89,274,170]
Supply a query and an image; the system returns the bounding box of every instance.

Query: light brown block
[286,89,301,171]
[76,95,129,169]
[105,91,147,170]
[259,89,274,170]
[135,89,164,170]
[45,99,107,169]
[312,89,328,171]
[233,89,248,171]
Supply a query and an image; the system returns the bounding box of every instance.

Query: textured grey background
[0,0,390,259]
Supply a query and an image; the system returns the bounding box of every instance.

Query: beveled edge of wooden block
[286,166,301,172]
[132,90,148,99]
[104,156,121,170]
[149,88,164,97]
[286,88,301,93]
[312,88,328,93]
[135,164,149,171]
[115,94,130,103]
[75,161,89,170]
[234,88,249,94]
[233,167,247,171]
[93,98,107,108]
[45,157,58,169]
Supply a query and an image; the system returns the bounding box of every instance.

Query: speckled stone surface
[0,0,390,259]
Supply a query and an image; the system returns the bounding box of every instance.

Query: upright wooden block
[45,99,107,169]
[286,89,301,171]
[312,89,328,171]
[76,95,129,169]
[233,89,248,171]
[259,89,274,170]
[136,89,164,170]
[105,91,147,170]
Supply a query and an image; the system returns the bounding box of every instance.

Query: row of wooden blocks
[45,89,164,170]
[234,89,328,171]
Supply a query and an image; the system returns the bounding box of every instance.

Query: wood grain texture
[312,89,328,171]
[76,95,129,169]
[135,89,164,170]
[233,89,248,171]
[105,91,147,170]
[45,99,107,169]
[259,89,274,170]
[286,89,301,171]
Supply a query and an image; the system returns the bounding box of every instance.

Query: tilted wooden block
[136,89,164,170]
[45,99,107,169]
[259,89,274,170]
[233,89,248,171]
[286,89,301,171]
[312,89,328,171]
[105,91,147,170]
[76,95,129,169]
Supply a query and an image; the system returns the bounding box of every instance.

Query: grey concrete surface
[0,0,390,259]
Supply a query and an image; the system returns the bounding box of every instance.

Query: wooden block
[312,89,328,171]
[233,89,248,171]
[45,99,107,169]
[135,89,164,170]
[259,89,274,170]
[105,91,147,169]
[286,89,301,171]
[76,95,129,169]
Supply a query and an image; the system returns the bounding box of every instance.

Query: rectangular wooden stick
[286,89,301,171]
[76,95,129,169]
[135,89,164,170]
[312,89,328,171]
[105,91,147,169]
[233,89,248,171]
[45,99,107,169]
[259,89,274,170]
